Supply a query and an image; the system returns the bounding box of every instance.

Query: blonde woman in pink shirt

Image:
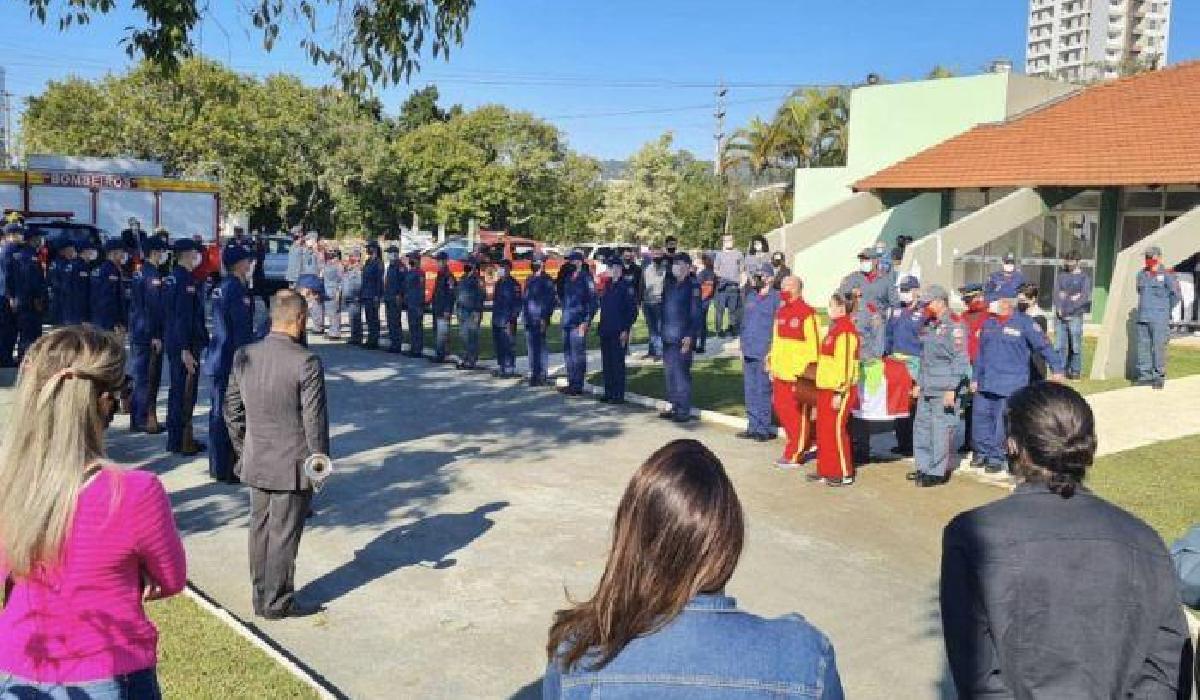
[0,326,186,699]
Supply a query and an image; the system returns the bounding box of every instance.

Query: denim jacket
[543,593,843,699]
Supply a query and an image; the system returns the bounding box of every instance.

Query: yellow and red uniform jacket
[816,315,861,392]
[767,293,820,381]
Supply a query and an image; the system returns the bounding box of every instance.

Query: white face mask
[899,291,914,304]
[988,300,1002,314]
[722,238,733,250]
[83,251,98,262]
[673,263,690,279]
[1003,263,1015,273]
[497,268,508,278]
[859,261,874,274]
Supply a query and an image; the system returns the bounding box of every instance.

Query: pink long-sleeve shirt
[0,467,187,683]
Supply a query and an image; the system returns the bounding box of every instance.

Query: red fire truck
[418,230,564,302]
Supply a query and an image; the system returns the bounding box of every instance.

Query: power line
[544,95,783,120]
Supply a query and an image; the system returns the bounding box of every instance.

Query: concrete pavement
[95,338,999,699]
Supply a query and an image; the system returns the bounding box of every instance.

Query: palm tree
[772,87,849,169]
[720,117,782,183]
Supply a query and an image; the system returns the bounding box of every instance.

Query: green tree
[590,133,681,244]
[673,153,726,249]
[396,85,459,132]
[21,0,475,93]
[721,117,782,183]
[927,65,957,79]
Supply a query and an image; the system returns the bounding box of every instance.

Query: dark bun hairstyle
[1005,381,1097,498]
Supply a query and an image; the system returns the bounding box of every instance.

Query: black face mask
[666,245,677,255]
[1017,301,1031,313]
[531,264,543,273]
[652,256,664,265]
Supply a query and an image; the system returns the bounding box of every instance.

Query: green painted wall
[793,192,943,306]
[1092,188,1121,317]
[794,73,1014,221]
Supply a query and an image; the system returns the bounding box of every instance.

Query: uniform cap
[385,244,400,254]
[568,250,584,261]
[1144,245,1163,258]
[4,222,25,236]
[771,251,786,263]
[172,239,199,254]
[898,275,920,291]
[673,252,692,266]
[958,282,984,297]
[407,250,421,260]
[434,251,448,261]
[605,255,622,267]
[144,238,167,252]
[857,248,878,259]
[498,258,513,269]
[23,228,43,242]
[222,243,253,268]
[295,273,324,295]
[920,284,950,303]
[76,238,97,252]
[103,239,128,254]
[757,261,775,276]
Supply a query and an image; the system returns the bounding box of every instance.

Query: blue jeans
[1053,315,1084,376]
[971,391,1009,466]
[714,284,740,334]
[1,668,162,699]
[642,302,663,357]
[1135,319,1169,382]
[207,374,235,481]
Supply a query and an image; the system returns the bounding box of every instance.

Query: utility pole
[0,67,10,167]
[713,80,727,176]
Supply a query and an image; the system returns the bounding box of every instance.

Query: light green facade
[791,73,1076,221]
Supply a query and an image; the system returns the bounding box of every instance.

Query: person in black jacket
[940,381,1191,699]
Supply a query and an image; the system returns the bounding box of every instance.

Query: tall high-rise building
[1026,0,1171,82]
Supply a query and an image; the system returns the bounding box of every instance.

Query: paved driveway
[104,339,1001,699]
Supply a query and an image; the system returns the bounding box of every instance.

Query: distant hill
[599,160,628,181]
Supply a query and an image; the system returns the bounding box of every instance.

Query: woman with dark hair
[941,382,1191,699]
[544,439,842,698]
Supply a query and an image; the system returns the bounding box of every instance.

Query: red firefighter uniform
[814,315,861,484]
[767,292,820,463]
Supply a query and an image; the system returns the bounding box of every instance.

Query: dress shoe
[753,433,776,442]
[803,471,825,483]
[261,601,323,620]
[179,441,206,457]
[906,470,920,481]
[983,463,1004,474]
[826,477,855,488]
[915,474,947,488]
[673,413,696,423]
[736,430,758,440]
[659,410,677,420]
[774,459,801,470]
[1153,379,1165,390]
[558,387,583,397]
[970,456,987,468]
[364,342,379,350]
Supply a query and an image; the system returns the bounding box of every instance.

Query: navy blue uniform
[456,271,485,367]
[491,274,522,375]
[129,263,166,431]
[341,266,364,343]
[522,272,557,383]
[598,272,638,401]
[984,268,1025,302]
[90,259,126,331]
[740,287,779,437]
[0,241,18,365]
[58,257,89,325]
[661,274,704,418]
[383,259,405,352]
[47,256,67,325]
[913,311,971,478]
[972,313,1062,467]
[560,266,597,392]
[1052,268,1091,377]
[1135,265,1180,385]
[7,243,47,362]
[885,302,925,454]
[401,263,426,356]
[360,257,384,347]
[203,276,254,480]
[164,266,209,453]
[431,268,457,361]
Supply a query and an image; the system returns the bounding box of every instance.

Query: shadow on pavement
[509,678,543,699]
[301,501,509,605]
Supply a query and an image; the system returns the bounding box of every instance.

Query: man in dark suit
[225,289,329,619]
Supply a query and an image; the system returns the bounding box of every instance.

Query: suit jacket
[225,332,330,491]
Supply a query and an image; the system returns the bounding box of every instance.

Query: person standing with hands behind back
[523,255,557,386]
[225,290,329,620]
[1053,251,1090,380]
[558,251,597,396]
[659,253,703,423]
[0,326,186,697]
[1135,245,1180,390]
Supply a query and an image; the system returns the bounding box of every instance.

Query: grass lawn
[150,595,317,699]
[1074,336,1200,395]
[1089,434,1200,543]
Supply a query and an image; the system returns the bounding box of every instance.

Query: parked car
[574,242,637,275]
[260,235,293,293]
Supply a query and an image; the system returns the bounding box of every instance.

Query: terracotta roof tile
[855,62,1200,190]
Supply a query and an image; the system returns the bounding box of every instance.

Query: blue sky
[1,0,1197,160]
